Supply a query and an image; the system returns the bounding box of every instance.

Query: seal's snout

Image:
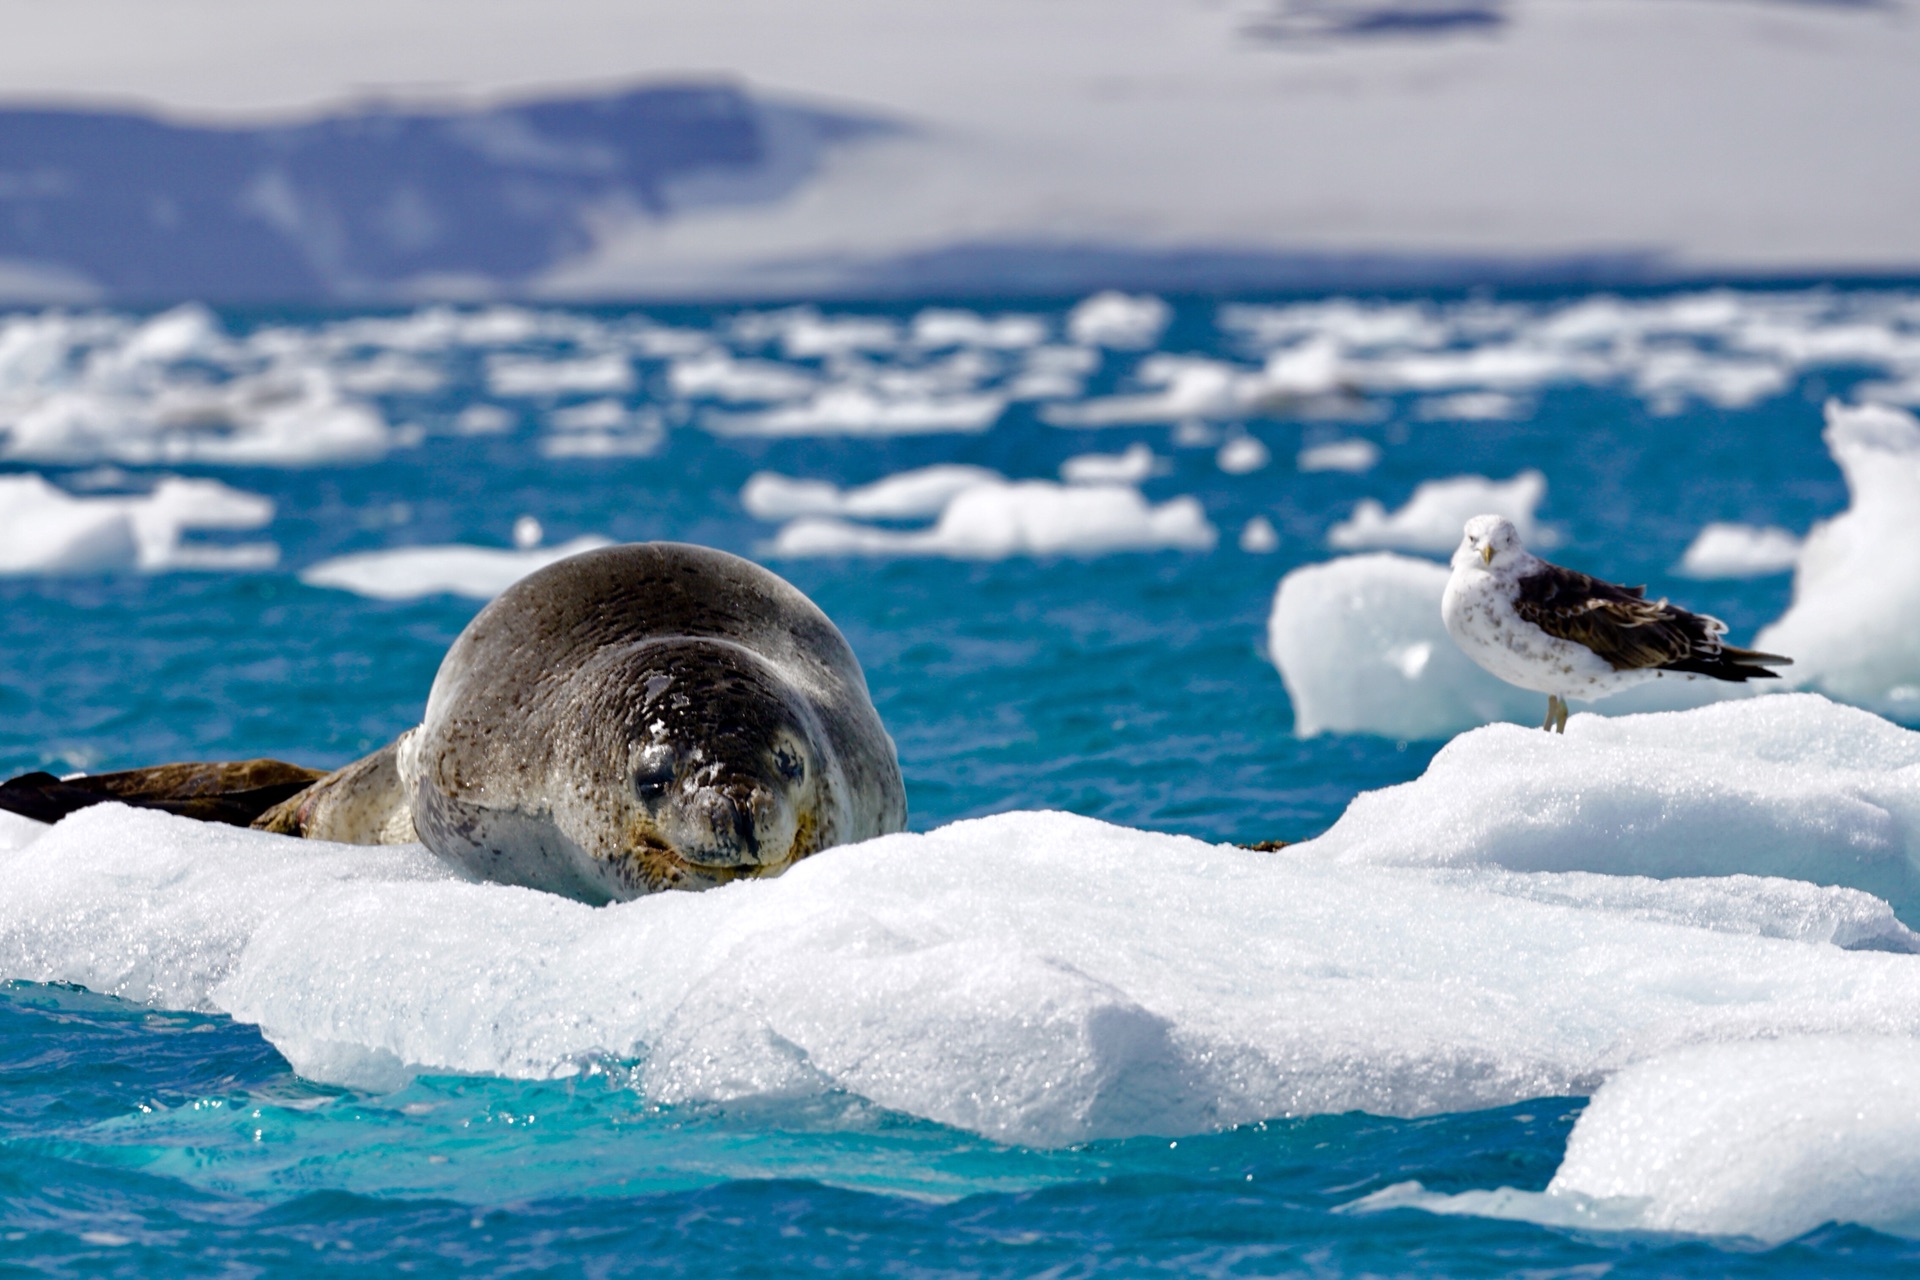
[680,781,797,869]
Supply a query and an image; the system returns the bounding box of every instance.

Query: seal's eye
[773,746,805,784]
[634,756,675,799]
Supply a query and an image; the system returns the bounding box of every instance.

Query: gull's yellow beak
[1480,543,1494,566]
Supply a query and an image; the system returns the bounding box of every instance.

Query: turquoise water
[0,288,1912,1274]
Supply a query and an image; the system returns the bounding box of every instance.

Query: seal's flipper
[0,759,326,828]
[252,734,418,844]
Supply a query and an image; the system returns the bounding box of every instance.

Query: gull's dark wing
[1512,561,1791,680]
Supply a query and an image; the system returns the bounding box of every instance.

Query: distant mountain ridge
[0,85,892,303]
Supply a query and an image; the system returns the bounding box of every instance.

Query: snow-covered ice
[706,387,1005,437]
[1066,293,1169,350]
[1297,439,1381,474]
[741,465,1004,521]
[1059,443,1162,485]
[1676,522,1802,579]
[1759,401,1920,716]
[1328,470,1547,553]
[1239,516,1280,554]
[10,767,1920,1146]
[1216,435,1271,475]
[1358,1037,1920,1243]
[0,472,276,574]
[300,535,613,600]
[1304,694,1920,919]
[767,481,1216,560]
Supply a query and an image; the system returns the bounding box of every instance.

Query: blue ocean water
[1,287,1914,1274]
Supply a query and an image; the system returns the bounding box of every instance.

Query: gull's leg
[1551,696,1569,734]
[1540,696,1555,731]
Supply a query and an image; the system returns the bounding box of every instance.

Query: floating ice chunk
[1297,438,1381,473]
[453,403,513,435]
[484,353,634,398]
[1267,551,1737,740]
[910,310,1047,351]
[769,482,1216,560]
[18,806,1920,1145]
[0,472,276,574]
[1415,391,1524,421]
[706,387,1005,437]
[1216,435,1271,475]
[300,534,613,600]
[1676,522,1801,579]
[1251,337,1345,402]
[1758,402,1920,716]
[1060,443,1163,485]
[538,401,663,458]
[1359,345,1604,393]
[776,312,900,360]
[1239,516,1280,553]
[1066,292,1170,349]
[668,352,815,403]
[1007,345,1100,401]
[1306,694,1920,915]
[1633,350,1788,413]
[332,353,447,395]
[742,465,1004,521]
[1269,553,1538,738]
[1328,469,1546,552]
[511,515,543,550]
[1363,1038,1920,1243]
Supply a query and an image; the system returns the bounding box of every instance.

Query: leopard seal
[253,541,907,902]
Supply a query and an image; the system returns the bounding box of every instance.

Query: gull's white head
[1453,514,1528,576]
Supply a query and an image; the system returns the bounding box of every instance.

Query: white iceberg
[1065,292,1170,350]
[10,775,1920,1145]
[1358,1037,1920,1243]
[910,309,1047,351]
[1758,401,1920,715]
[705,386,1004,437]
[1267,551,1736,739]
[0,472,276,574]
[1305,694,1920,916]
[1060,443,1162,485]
[484,353,635,398]
[1297,438,1381,473]
[1268,553,1539,739]
[1676,521,1801,579]
[300,534,613,600]
[741,464,1005,521]
[1328,469,1548,553]
[768,481,1216,560]
[1216,435,1271,475]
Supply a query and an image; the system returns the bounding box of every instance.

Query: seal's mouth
[620,812,822,893]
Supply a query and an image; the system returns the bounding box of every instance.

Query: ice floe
[910,309,1047,351]
[1327,469,1547,553]
[1297,438,1380,473]
[1059,442,1163,485]
[1267,551,1736,739]
[1676,522,1801,579]
[1066,292,1170,350]
[1305,694,1920,917]
[1216,434,1271,475]
[300,535,613,600]
[10,779,1920,1145]
[484,353,635,398]
[742,465,1005,521]
[705,387,1005,437]
[1358,1037,1920,1243]
[1238,516,1280,553]
[768,481,1216,560]
[0,472,276,574]
[1758,402,1920,716]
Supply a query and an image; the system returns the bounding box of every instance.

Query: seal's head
[564,637,842,896]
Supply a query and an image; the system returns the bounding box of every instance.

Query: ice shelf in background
[0,471,276,574]
[1303,694,1920,920]
[1353,1037,1920,1243]
[1328,469,1548,553]
[1760,401,1920,717]
[8,778,1920,1146]
[767,481,1216,559]
[300,535,612,600]
[1676,521,1802,579]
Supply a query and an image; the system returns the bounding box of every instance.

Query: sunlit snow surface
[7,285,1920,1275]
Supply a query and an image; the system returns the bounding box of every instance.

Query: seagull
[1442,514,1791,733]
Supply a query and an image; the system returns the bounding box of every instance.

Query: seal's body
[255,542,907,901]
